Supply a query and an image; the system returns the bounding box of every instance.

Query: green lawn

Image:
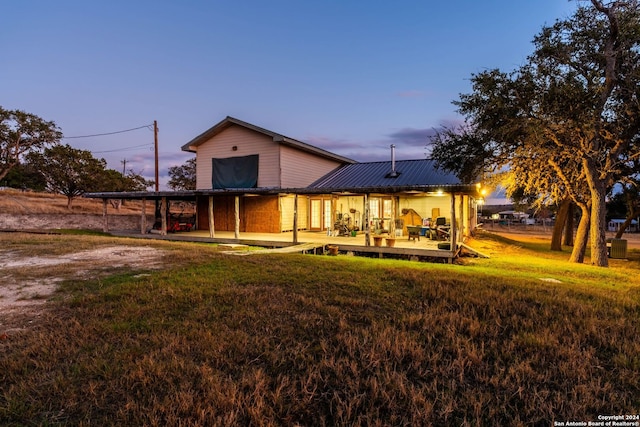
[1,232,639,426]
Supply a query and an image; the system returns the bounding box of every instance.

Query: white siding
[279,195,309,232]
[280,145,343,188]
[195,126,281,190]
[280,196,294,231]
[398,195,453,223]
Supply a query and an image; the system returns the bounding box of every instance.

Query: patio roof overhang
[85,184,482,201]
[84,184,481,200]
[84,184,479,200]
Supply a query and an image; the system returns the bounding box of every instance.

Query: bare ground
[0,242,167,336]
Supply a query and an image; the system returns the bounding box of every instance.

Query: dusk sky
[2,1,578,189]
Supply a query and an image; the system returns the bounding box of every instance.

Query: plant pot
[327,245,339,256]
[373,236,383,247]
[385,238,396,247]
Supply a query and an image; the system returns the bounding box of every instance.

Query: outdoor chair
[407,225,422,241]
[435,217,450,240]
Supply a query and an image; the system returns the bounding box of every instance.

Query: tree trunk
[569,203,590,263]
[563,202,574,246]
[584,159,609,267]
[109,199,122,211]
[551,199,570,251]
[614,210,639,238]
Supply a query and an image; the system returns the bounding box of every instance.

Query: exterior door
[310,199,322,230]
[309,198,332,231]
[323,199,332,230]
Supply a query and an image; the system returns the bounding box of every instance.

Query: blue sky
[2,0,577,189]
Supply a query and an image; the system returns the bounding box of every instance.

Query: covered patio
[87,183,483,263]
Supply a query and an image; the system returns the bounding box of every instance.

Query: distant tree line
[1,106,153,208]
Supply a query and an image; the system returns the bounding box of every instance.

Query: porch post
[331,196,337,235]
[389,195,397,237]
[293,194,299,244]
[450,193,456,250]
[459,194,465,237]
[364,193,370,246]
[141,198,146,234]
[208,196,215,238]
[102,198,109,233]
[234,196,240,240]
[160,197,167,236]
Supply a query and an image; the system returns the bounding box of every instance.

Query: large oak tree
[26,144,108,209]
[432,0,640,267]
[0,107,62,181]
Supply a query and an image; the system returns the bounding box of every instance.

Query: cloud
[387,127,438,147]
[342,149,396,162]
[305,135,363,152]
[306,131,436,162]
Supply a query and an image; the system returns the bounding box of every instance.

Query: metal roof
[180,116,355,164]
[309,159,466,190]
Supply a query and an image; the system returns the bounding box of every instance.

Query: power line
[63,124,153,139]
[92,143,154,154]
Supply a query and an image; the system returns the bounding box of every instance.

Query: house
[182,116,354,191]
[86,116,483,258]
[179,117,480,238]
[607,218,638,233]
[180,116,354,233]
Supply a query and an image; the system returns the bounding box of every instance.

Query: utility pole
[153,120,161,228]
[121,159,127,175]
[154,120,159,192]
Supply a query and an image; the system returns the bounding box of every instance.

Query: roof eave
[274,136,355,164]
[180,117,239,152]
[181,116,355,164]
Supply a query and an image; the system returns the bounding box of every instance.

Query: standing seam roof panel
[308,159,463,189]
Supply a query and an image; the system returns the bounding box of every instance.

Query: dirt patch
[0,245,166,333]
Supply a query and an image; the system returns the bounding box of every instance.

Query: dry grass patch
[0,232,639,425]
[0,188,144,214]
